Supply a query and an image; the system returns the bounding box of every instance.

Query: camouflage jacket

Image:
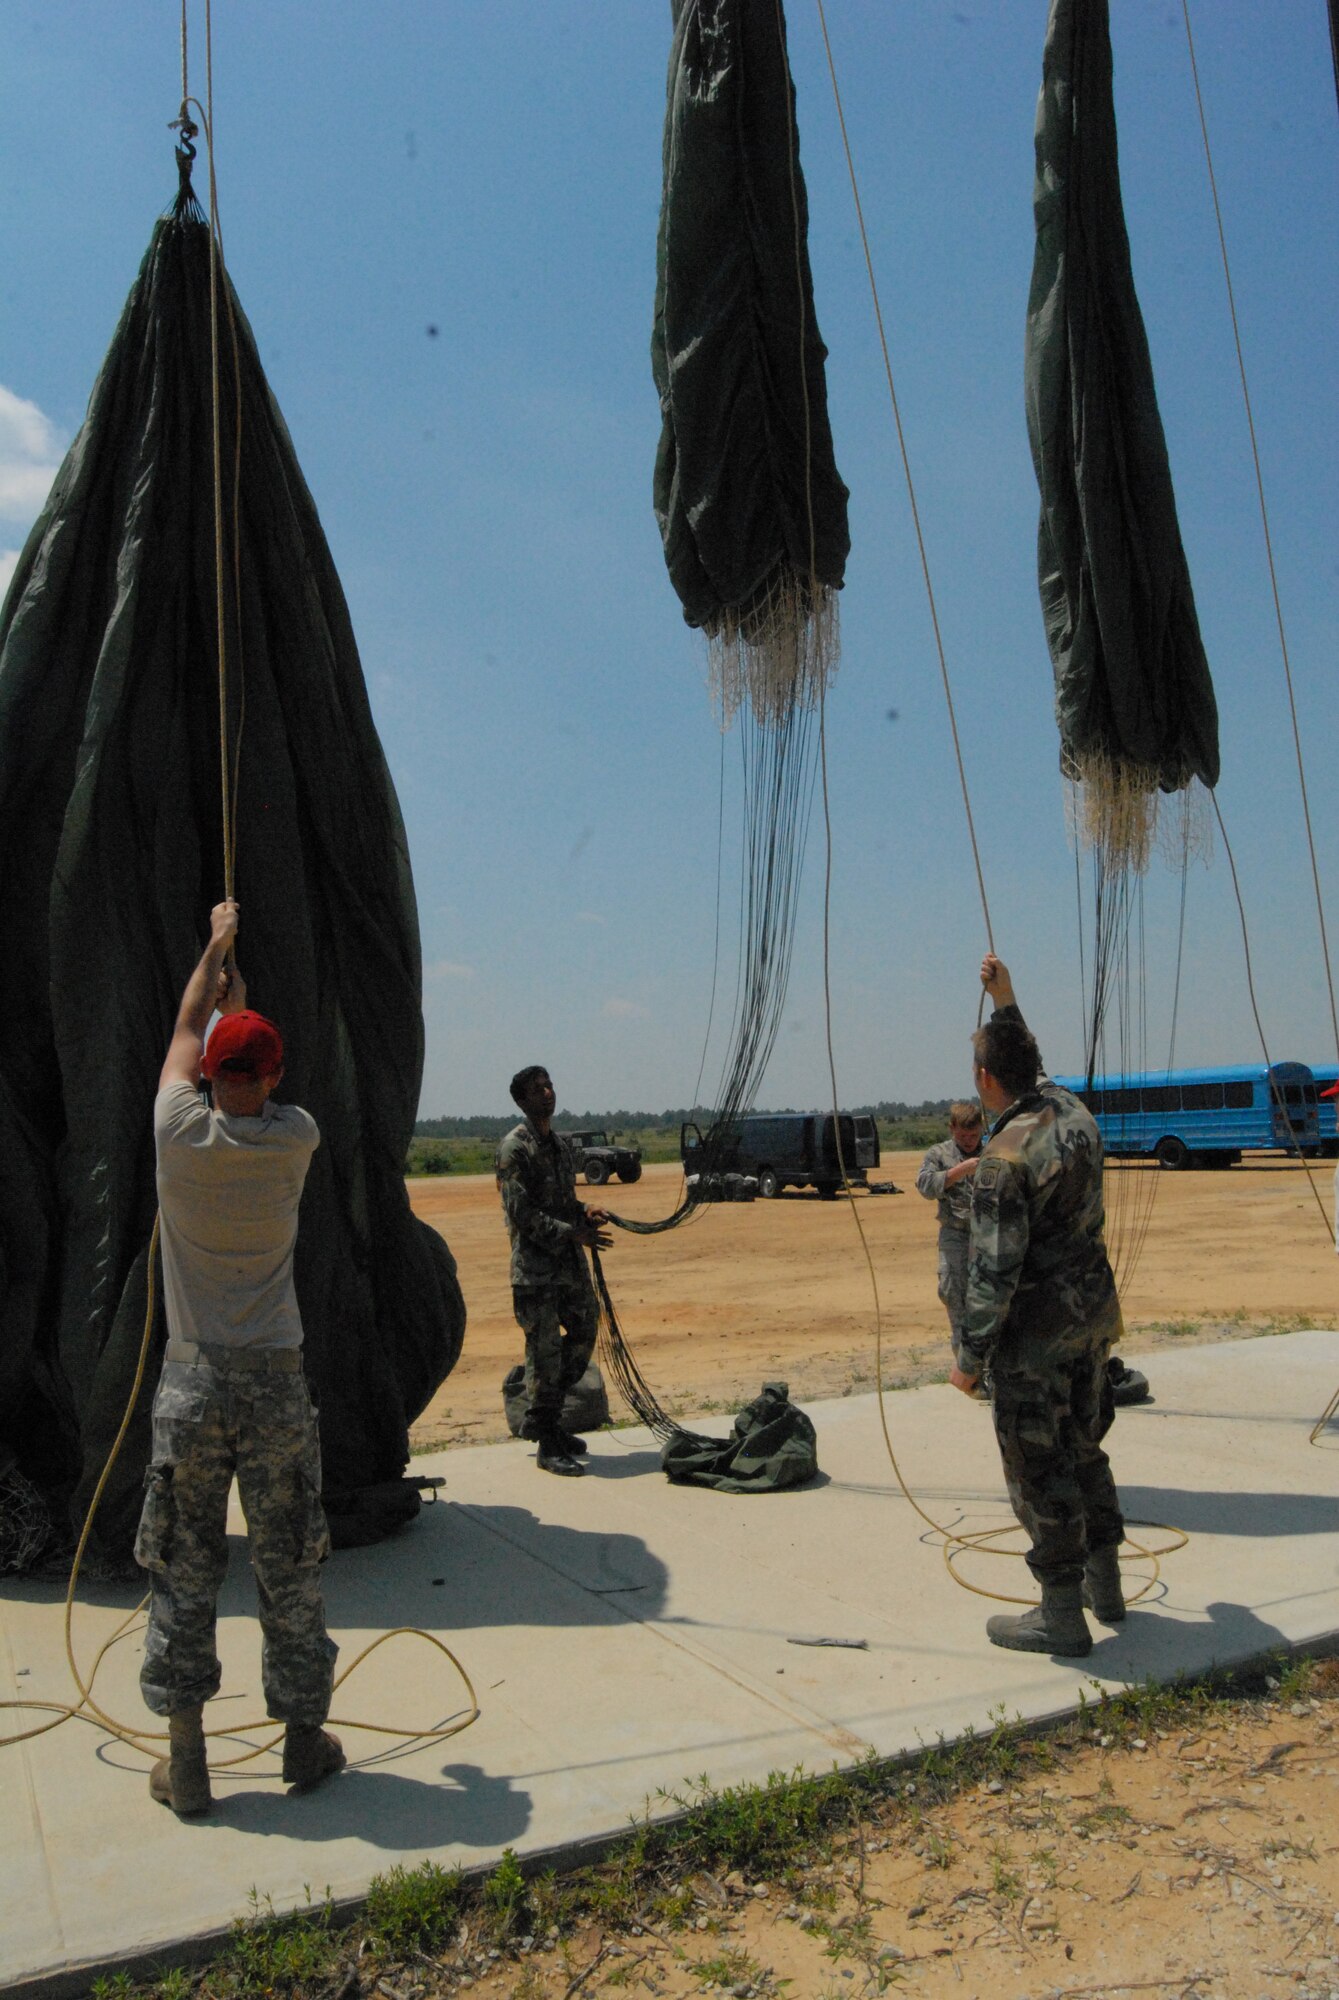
[496,1118,590,1288]
[915,1136,979,1232]
[960,1007,1121,1375]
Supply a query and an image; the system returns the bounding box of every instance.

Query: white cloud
[602,996,648,1020]
[575,910,606,925]
[0,551,18,603]
[0,386,66,527]
[425,959,477,981]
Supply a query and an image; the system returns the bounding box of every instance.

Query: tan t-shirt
[154,1080,320,1350]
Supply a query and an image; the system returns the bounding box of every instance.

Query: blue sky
[3,2,1336,1116]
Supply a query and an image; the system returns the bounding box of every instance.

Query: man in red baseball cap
[134,899,343,1815]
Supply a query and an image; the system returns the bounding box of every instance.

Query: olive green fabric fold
[661,1382,818,1492]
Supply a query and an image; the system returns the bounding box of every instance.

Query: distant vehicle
[562,1129,642,1186]
[1313,1066,1338,1158]
[680,1112,864,1198]
[1051,1061,1321,1168]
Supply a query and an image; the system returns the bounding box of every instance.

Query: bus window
[1224,1082,1253,1109]
[1140,1085,1180,1113]
[1180,1083,1224,1110]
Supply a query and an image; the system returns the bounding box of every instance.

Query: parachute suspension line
[1211,791,1335,1444]
[799,4,1176,1609]
[600,1,836,1438]
[690,729,728,1119]
[203,0,239,901]
[1168,815,1192,1071]
[1211,793,1334,1247]
[173,0,248,897]
[1079,780,1095,1064]
[1181,0,1339,1070]
[1177,20,1336,1470]
[812,0,993,959]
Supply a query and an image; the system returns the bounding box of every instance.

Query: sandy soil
[407,1153,1338,1450]
[491,1670,1339,2000]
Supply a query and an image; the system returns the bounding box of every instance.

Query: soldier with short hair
[950,955,1126,1657]
[135,899,343,1815]
[915,1100,985,1373]
[496,1065,610,1477]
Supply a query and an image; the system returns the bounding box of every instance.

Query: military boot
[986,1580,1092,1657]
[282,1723,346,1792]
[558,1426,589,1456]
[149,1704,212,1816]
[1082,1544,1126,1622]
[536,1427,583,1476]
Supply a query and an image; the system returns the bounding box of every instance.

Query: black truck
[680,1112,865,1199]
[563,1129,642,1186]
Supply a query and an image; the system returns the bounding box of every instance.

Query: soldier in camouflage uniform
[950,955,1126,1657]
[497,1065,611,1477]
[915,1102,985,1371]
[135,900,342,1814]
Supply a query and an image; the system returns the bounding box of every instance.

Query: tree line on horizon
[414,1099,957,1141]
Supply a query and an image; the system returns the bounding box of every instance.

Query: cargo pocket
[134,1461,176,1573]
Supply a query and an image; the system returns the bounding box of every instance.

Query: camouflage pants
[512,1275,599,1426]
[936,1227,970,1365]
[135,1354,337,1722]
[991,1327,1123,1586]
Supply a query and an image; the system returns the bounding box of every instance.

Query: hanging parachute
[652,0,850,725]
[578,0,848,1481]
[1024,0,1220,871]
[0,158,465,1565]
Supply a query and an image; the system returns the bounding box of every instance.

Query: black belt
[165,1340,302,1374]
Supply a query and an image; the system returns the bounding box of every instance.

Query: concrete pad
[2,1330,1336,1994]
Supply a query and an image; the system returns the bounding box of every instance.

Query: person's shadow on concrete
[327,1502,672,1631]
[1120,1485,1339,1537]
[1083,1594,1292,1679]
[580,1448,665,1479]
[178,1759,530,1850]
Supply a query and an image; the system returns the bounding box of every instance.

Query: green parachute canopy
[0,162,464,1563]
[1024,0,1219,865]
[652,0,850,724]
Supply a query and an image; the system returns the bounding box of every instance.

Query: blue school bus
[1050,1062,1321,1169]
[1313,1066,1338,1157]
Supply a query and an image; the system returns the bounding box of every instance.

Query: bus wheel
[1155,1136,1190,1170]
[757,1168,780,1199]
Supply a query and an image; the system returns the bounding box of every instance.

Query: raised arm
[159,901,241,1091]
[980,954,1017,1013]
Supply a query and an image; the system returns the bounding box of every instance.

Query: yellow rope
[1181,0,1339,1069]
[811,0,994,960]
[1180,1,1338,1439]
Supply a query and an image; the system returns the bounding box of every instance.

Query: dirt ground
[407,1154,1338,1450]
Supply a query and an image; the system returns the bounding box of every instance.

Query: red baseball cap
[201,1011,284,1080]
